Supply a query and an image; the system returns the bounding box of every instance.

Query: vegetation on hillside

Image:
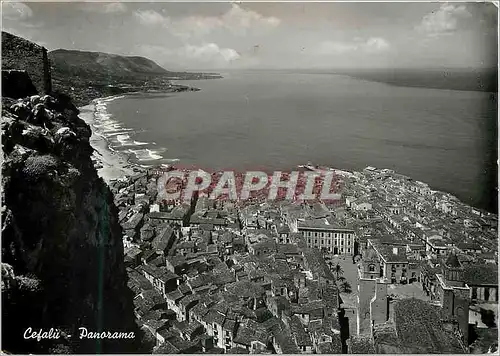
[49,49,222,106]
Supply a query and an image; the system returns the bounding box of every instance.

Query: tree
[340,280,352,294]
[329,262,351,294]
[331,263,344,281]
[480,308,496,328]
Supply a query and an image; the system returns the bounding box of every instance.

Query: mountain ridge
[49,48,172,77]
[47,43,220,106]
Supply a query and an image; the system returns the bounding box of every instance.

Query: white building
[297,219,355,255]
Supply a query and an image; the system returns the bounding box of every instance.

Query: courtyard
[324,254,431,306]
[325,254,360,307]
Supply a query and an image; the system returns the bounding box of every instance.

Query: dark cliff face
[1,93,141,354]
[1,36,141,354]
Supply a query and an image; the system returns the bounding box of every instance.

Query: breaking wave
[91,96,176,165]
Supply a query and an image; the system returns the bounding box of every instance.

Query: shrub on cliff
[22,154,60,182]
[15,274,42,293]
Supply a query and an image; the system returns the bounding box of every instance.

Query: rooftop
[463,264,498,285]
[392,298,465,353]
[349,335,376,354]
[298,219,353,232]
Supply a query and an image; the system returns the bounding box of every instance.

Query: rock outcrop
[1,36,141,354]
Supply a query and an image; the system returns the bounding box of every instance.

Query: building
[463,264,498,302]
[358,248,380,280]
[356,277,389,335]
[276,225,291,244]
[373,298,467,353]
[434,252,471,345]
[368,240,411,284]
[352,199,372,212]
[298,220,355,255]
[424,235,449,258]
[137,264,180,298]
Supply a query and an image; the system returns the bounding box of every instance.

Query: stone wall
[370,281,389,325]
[357,277,376,335]
[2,31,52,94]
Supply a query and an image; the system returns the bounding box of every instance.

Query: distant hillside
[46,47,220,106]
[49,49,171,79]
[339,68,498,93]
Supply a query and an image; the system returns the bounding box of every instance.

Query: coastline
[76,87,496,215]
[76,84,204,182]
[79,100,138,182]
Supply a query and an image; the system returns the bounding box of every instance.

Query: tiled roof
[278,243,300,255]
[349,335,376,354]
[127,268,153,291]
[290,316,312,346]
[464,264,498,285]
[223,318,237,333]
[274,329,300,354]
[202,309,225,326]
[152,226,175,251]
[139,264,179,282]
[227,347,250,354]
[444,251,461,268]
[183,320,203,338]
[371,241,408,263]
[317,341,335,354]
[226,280,264,298]
[179,294,200,308]
[292,300,324,314]
[153,342,179,354]
[165,289,183,302]
[234,323,269,346]
[393,298,465,353]
[330,334,342,353]
[298,219,353,232]
[303,248,335,280]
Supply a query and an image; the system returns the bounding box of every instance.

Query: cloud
[416,3,471,37]
[169,16,222,39]
[134,9,169,26]
[365,37,390,52]
[2,2,33,21]
[80,2,127,14]
[184,43,240,63]
[222,4,280,31]
[318,37,390,55]
[318,42,358,55]
[138,42,241,69]
[133,4,280,38]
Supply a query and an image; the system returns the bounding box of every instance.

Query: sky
[2,1,498,70]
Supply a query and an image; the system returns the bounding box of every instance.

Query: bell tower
[442,250,464,287]
[440,250,470,346]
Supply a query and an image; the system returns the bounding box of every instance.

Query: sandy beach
[79,103,136,182]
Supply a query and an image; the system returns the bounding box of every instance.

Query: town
[110,164,498,354]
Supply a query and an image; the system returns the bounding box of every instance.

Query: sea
[92,70,498,212]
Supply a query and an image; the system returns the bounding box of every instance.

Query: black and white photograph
[1,1,498,354]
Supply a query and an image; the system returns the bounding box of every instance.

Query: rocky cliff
[1,35,141,354]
